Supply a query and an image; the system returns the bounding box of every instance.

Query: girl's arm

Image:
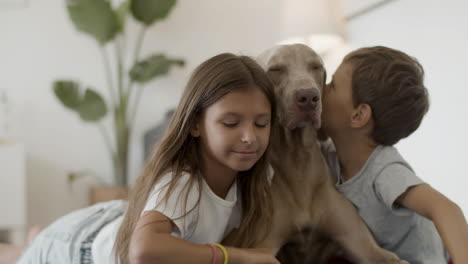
[396,184,468,263]
[129,210,279,264]
[222,229,275,255]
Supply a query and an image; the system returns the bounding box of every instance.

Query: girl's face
[192,86,272,177]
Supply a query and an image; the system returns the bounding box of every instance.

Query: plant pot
[89,186,129,205]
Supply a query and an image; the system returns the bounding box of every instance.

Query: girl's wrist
[225,246,245,264]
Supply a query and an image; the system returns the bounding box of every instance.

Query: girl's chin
[231,161,257,172]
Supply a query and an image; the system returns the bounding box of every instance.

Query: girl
[8,53,280,264]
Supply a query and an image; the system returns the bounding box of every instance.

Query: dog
[253,44,408,264]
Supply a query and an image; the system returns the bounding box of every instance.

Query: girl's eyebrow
[221,112,270,118]
[256,113,271,118]
[220,112,240,117]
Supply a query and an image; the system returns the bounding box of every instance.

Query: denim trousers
[16,200,126,264]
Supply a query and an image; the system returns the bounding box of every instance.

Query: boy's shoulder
[372,145,412,169]
[319,141,406,167]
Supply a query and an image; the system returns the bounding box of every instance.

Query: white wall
[1,0,467,227]
[343,0,468,215]
[0,0,286,226]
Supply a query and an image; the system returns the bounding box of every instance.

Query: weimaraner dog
[248,44,408,264]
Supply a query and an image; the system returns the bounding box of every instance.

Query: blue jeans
[16,200,126,264]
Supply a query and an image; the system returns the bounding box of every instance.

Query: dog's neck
[271,124,320,159]
[270,124,329,193]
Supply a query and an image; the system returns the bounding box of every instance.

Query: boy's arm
[396,184,468,263]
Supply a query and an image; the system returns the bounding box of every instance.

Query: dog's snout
[295,89,320,110]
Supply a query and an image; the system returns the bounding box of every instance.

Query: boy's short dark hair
[344,46,429,146]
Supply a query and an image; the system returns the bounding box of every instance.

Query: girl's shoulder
[154,171,195,191]
[143,171,201,216]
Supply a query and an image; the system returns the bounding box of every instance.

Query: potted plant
[53,0,184,203]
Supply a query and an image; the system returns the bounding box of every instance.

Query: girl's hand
[228,247,280,264]
[243,249,280,264]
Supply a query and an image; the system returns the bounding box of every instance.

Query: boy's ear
[350,103,372,128]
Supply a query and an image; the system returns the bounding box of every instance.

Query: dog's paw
[366,248,409,264]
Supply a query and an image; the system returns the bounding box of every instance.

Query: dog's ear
[317,128,329,141]
[322,69,327,89]
[257,45,283,71]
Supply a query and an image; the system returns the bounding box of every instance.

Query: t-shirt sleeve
[374,163,425,216]
[142,173,200,238]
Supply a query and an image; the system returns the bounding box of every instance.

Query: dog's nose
[295,89,320,110]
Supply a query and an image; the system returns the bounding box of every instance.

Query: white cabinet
[0,140,26,245]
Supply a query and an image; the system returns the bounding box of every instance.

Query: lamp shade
[277,0,347,44]
[276,0,351,81]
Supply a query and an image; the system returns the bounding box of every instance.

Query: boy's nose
[295,88,320,110]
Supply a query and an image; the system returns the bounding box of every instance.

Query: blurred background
[0,0,467,245]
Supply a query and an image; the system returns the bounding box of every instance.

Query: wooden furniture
[89,186,128,205]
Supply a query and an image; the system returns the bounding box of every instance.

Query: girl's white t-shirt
[91,172,242,263]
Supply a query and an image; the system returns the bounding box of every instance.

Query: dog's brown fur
[255,44,407,264]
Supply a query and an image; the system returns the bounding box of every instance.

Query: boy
[320,46,468,263]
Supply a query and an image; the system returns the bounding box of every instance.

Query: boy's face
[321,61,356,138]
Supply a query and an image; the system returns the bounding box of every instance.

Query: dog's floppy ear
[322,69,327,88]
[317,69,328,141]
[257,45,280,70]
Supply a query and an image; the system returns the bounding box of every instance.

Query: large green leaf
[116,0,130,32]
[53,80,81,109]
[131,0,177,26]
[129,54,184,83]
[53,80,107,122]
[66,0,120,45]
[78,89,108,121]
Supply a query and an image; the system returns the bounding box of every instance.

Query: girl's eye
[223,123,238,128]
[255,121,270,128]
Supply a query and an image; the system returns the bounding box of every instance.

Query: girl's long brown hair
[114,53,277,263]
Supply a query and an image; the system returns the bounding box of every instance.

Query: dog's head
[258,44,326,130]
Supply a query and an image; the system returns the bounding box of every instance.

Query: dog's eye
[310,63,322,71]
[268,66,285,73]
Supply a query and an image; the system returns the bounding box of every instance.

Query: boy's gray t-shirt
[323,144,449,264]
